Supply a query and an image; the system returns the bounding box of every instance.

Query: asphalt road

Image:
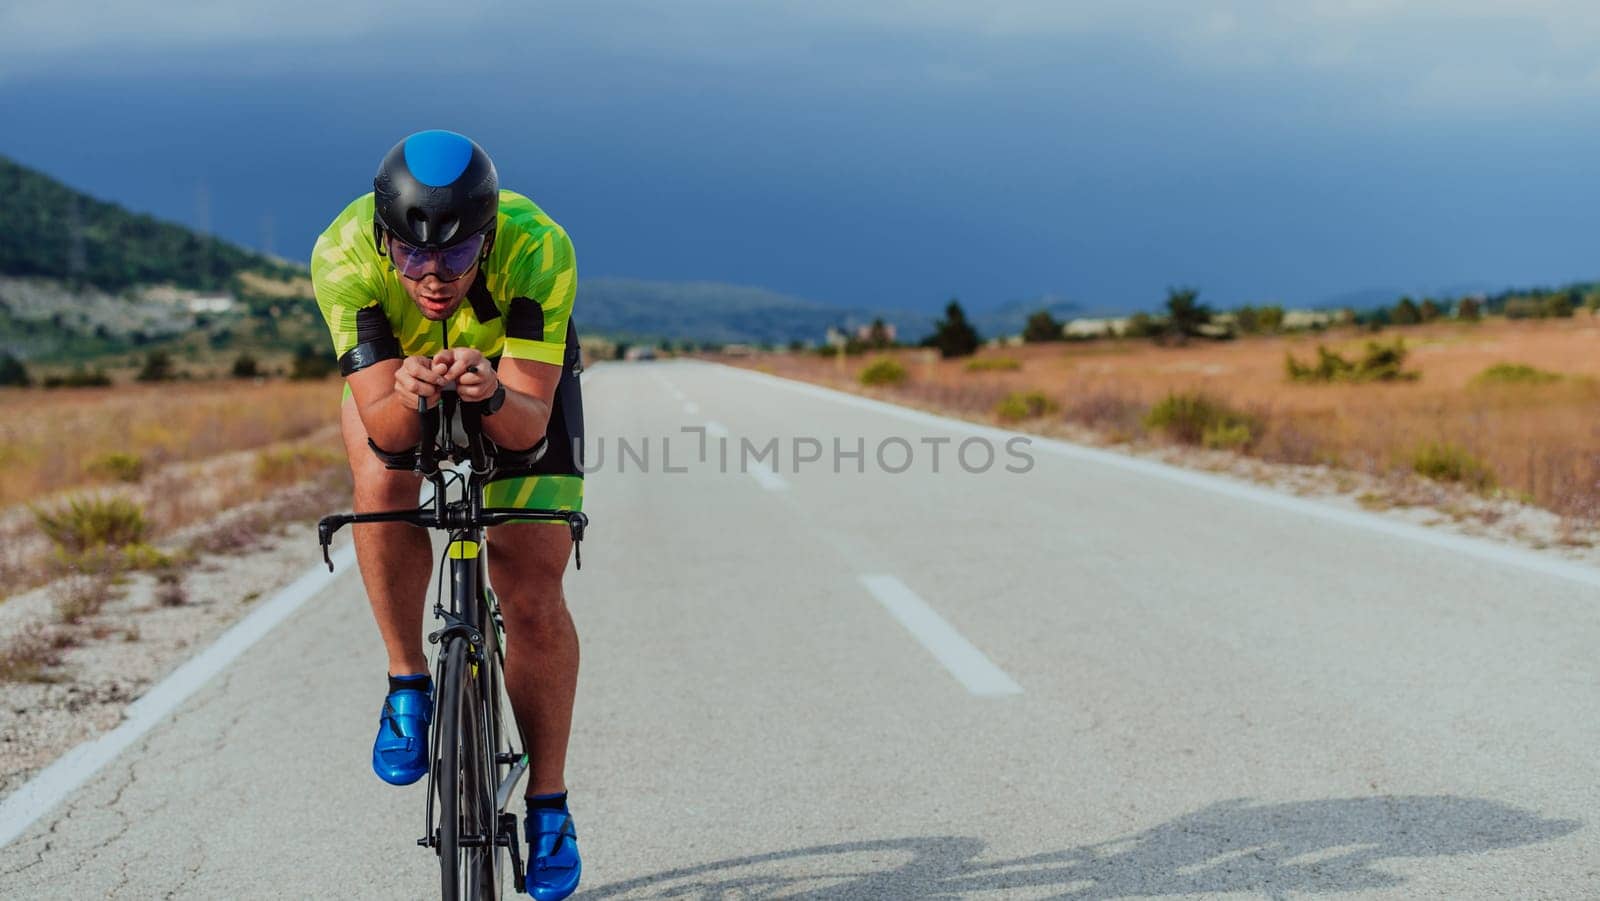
[3,359,1598,899]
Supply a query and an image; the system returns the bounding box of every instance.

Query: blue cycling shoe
[371,681,432,786]
[524,807,581,900]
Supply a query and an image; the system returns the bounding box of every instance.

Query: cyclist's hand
[434,348,498,403]
[395,355,446,409]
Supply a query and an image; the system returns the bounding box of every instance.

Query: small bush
[964,357,1021,373]
[994,390,1059,422]
[1286,339,1418,383]
[289,344,338,380]
[1202,421,1255,450]
[858,358,909,387]
[0,625,65,683]
[122,542,180,571]
[254,445,344,486]
[231,353,261,379]
[32,495,148,554]
[50,561,118,624]
[42,367,112,388]
[1144,392,1259,448]
[155,572,187,607]
[86,451,145,483]
[1472,363,1561,387]
[1412,442,1496,491]
[136,350,177,382]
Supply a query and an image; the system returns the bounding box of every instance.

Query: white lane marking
[860,575,1022,697]
[748,466,789,492]
[683,402,700,415]
[0,544,359,849]
[698,421,784,490]
[713,363,1600,592]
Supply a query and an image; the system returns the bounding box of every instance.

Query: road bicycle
[317,388,588,899]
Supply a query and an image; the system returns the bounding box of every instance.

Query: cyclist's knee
[351,459,421,508]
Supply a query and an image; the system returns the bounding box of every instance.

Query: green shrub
[136,350,176,382]
[1411,443,1496,491]
[994,390,1058,422]
[965,357,1021,373]
[42,367,112,388]
[1472,362,1561,386]
[858,357,909,387]
[231,352,261,378]
[1144,392,1259,448]
[1286,339,1419,383]
[32,495,148,553]
[289,343,338,380]
[1202,421,1255,450]
[85,451,145,483]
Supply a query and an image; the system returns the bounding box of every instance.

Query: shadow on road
[585,795,1579,899]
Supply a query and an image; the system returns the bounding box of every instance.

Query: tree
[1543,291,1577,318]
[1456,297,1482,321]
[136,350,175,382]
[925,299,981,358]
[1391,296,1421,325]
[289,343,337,380]
[231,352,260,379]
[1123,312,1159,338]
[1418,298,1442,322]
[866,318,894,349]
[0,352,31,387]
[1022,310,1064,343]
[1162,287,1212,343]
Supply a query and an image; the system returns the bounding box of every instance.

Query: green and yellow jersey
[310,189,585,515]
[311,189,576,370]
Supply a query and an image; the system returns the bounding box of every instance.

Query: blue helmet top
[373,130,499,249]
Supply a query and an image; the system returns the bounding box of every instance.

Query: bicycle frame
[317,389,588,898]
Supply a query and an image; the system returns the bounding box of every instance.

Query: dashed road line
[859,574,1022,697]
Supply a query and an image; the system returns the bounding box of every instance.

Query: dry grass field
[0,377,348,599]
[0,379,342,507]
[737,316,1600,527]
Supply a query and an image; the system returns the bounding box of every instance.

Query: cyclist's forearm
[482,389,552,451]
[360,390,425,451]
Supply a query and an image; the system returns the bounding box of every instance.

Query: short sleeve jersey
[311,190,576,369]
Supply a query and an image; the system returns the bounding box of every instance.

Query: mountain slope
[0,155,299,292]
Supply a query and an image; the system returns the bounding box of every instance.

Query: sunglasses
[385,231,487,283]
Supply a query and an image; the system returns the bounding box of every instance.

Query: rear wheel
[437,637,499,899]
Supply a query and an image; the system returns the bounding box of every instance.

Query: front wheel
[436,637,499,899]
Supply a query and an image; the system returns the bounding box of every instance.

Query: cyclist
[311,129,584,900]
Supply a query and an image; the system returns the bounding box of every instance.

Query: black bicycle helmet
[373,129,499,250]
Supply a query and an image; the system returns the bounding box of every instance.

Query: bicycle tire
[437,636,498,900]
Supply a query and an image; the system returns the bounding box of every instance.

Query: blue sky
[4,1,1600,314]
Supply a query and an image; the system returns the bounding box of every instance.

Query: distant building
[1065,317,1128,338]
[186,295,236,314]
[854,322,896,343]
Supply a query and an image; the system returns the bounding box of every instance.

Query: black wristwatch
[481,383,507,417]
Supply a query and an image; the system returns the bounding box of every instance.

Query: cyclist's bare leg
[341,396,432,677]
[487,521,578,796]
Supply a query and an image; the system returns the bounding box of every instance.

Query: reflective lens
[387,232,486,282]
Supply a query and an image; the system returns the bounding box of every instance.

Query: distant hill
[0,154,300,292]
[578,277,934,345]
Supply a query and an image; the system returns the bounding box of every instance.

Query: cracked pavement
[2,361,1598,898]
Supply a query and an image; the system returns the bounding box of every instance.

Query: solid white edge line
[0,544,358,849]
[860,574,1021,697]
[703,361,1600,592]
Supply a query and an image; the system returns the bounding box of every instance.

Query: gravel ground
[0,487,350,802]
